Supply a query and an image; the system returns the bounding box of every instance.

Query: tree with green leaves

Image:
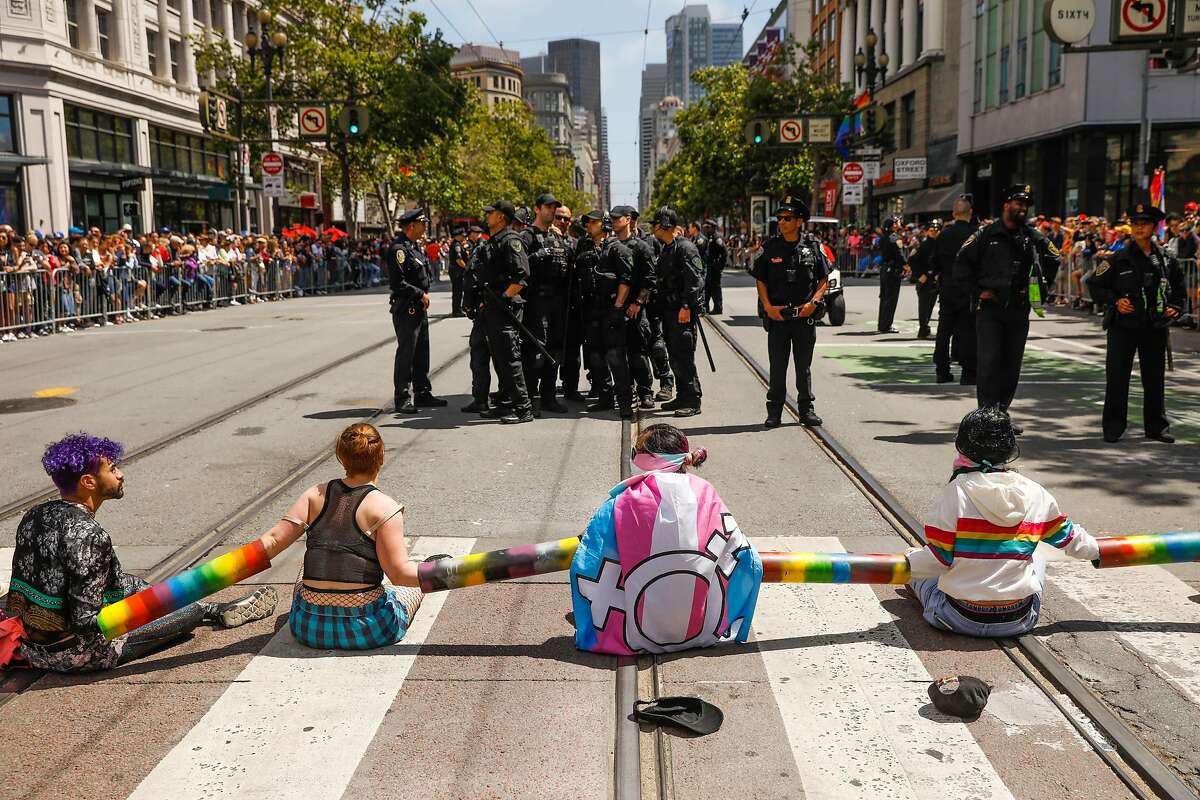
[652,40,851,221]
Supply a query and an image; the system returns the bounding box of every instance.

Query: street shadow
[304,408,382,420]
[657,423,769,437]
[1035,619,1200,636]
[874,431,958,446]
[722,315,764,328]
[917,703,978,724]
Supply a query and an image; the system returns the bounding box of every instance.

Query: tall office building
[666,5,741,105]
[546,38,606,209]
[711,23,743,67]
[639,63,668,210]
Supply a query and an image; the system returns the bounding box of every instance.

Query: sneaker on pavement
[654,386,675,402]
[217,585,277,628]
[500,410,535,425]
[673,406,701,418]
[798,408,823,427]
[764,416,782,428]
[396,400,418,415]
[639,394,656,410]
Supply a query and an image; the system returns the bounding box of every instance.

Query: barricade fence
[0,256,376,338]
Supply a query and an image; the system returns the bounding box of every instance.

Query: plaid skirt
[289,586,416,650]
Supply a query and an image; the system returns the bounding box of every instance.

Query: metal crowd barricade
[1180,258,1198,328]
[1,268,55,336]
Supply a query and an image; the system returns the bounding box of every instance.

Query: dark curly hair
[954,406,1018,474]
[42,433,124,493]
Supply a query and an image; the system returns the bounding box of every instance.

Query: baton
[1167,327,1175,372]
[696,309,717,373]
[482,285,559,369]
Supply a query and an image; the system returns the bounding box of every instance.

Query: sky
[400,0,777,206]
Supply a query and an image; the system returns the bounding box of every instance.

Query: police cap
[703,218,718,227]
[580,210,605,223]
[609,204,637,219]
[469,224,486,233]
[651,207,679,229]
[398,207,428,226]
[483,200,516,221]
[775,194,810,220]
[514,206,534,225]
[534,192,561,208]
[927,218,943,230]
[1002,184,1032,204]
[1127,203,1166,224]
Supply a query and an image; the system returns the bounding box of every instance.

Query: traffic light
[198,91,228,134]
[339,106,370,138]
[743,119,774,146]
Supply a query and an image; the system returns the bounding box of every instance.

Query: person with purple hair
[4,433,277,672]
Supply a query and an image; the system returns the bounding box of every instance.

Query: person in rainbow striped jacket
[906,406,1100,637]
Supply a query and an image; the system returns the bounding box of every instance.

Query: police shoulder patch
[1095,261,1110,276]
[509,238,523,253]
[1047,241,1060,257]
[395,250,406,264]
[962,233,977,248]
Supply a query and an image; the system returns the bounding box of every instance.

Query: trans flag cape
[570,471,763,655]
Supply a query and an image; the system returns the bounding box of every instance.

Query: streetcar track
[702,313,1193,800]
[615,411,642,800]
[0,336,470,712]
[0,316,459,523]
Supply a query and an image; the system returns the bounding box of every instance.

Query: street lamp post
[244,11,287,234]
[853,29,888,229]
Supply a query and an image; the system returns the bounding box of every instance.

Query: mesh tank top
[303,480,385,585]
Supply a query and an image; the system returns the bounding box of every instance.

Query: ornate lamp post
[244,11,287,233]
[853,29,888,228]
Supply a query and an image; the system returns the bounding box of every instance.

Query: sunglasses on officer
[776,214,799,223]
[555,213,571,222]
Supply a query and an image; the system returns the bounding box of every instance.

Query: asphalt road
[1,278,1197,798]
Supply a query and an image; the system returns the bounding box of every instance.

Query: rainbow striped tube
[759,551,911,584]
[97,541,272,639]
[1093,531,1200,569]
[418,537,580,593]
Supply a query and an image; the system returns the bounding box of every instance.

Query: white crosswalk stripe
[126,537,475,800]
[753,536,1015,800]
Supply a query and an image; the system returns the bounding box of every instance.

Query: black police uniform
[478,226,533,418]
[656,233,705,412]
[752,230,830,425]
[641,228,675,398]
[622,230,658,405]
[931,218,978,383]
[691,230,708,307]
[386,227,433,411]
[449,235,469,317]
[877,224,905,332]
[559,232,588,400]
[521,225,572,408]
[954,200,1059,411]
[1086,221,1185,442]
[702,225,728,314]
[462,237,494,411]
[576,233,612,404]
[909,230,939,338]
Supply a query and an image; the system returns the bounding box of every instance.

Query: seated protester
[906,407,1099,638]
[4,434,276,672]
[570,424,762,655]
[254,423,424,650]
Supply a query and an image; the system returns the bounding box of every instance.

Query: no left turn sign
[779,119,803,144]
[298,105,329,138]
[1116,0,1167,37]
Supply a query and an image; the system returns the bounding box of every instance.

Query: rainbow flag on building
[1150,167,1167,238]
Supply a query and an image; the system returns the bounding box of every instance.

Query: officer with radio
[387,208,446,415]
[752,194,830,429]
[1087,203,1185,443]
[877,217,905,333]
[522,193,572,413]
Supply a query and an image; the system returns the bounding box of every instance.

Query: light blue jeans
[910,555,1044,638]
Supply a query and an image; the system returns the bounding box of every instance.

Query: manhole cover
[0,396,78,414]
[203,326,247,332]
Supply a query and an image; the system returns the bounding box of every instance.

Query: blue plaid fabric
[289,588,410,650]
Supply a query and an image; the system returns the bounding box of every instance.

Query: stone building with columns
[0,0,317,234]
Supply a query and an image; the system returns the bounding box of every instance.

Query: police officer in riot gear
[909,219,941,339]
[612,205,657,410]
[954,184,1061,424]
[931,196,978,384]
[634,208,674,401]
[477,200,534,425]
[1087,203,1185,443]
[701,219,728,314]
[522,193,572,414]
[752,194,830,428]
[576,211,615,410]
[387,208,446,415]
[652,207,705,417]
[461,225,493,414]
[877,217,905,333]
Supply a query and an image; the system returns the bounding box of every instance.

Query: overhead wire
[463,0,503,47]
[426,0,469,45]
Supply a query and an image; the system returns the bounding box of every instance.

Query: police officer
[477,200,534,424]
[556,207,589,402]
[387,208,446,415]
[954,184,1060,424]
[752,194,830,428]
[612,205,657,410]
[652,207,704,417]
[635,208,674,401]
[461,225,493,414]
[575,211,615,410]
[910,219,941,339]
[1086,203,1185,444]
[931,196,978,384]
[448,228,469,317]
[877,217,905,333]
[701,218,728,314]
[521,193,572,414]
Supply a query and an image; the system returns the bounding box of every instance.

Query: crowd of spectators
[0,223,386,341]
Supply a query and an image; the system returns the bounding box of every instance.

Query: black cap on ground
[928,676,991,720]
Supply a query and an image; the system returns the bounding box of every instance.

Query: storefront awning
[68,159,153,178]
[904,182,965,216]
[0,152,50,168]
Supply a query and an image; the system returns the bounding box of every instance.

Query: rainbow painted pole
[97,541,272,639]
[418,537,580,593]
[759,552,911,584]
[1093,531,1200,569]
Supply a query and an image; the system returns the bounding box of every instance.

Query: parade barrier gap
[93,531,1200,640]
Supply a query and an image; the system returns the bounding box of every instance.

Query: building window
[65,0,80,48]
[985,0,999,109]
[96,8,111,59]
[147,29,159,73]
[974,0,985,112]
[150,125,229,178]
[999,44,1010,103]
[1031,0,1046,93]
[64,104,134,163]
[209,0,222,30]
[917,2,924,55]
[169,38,181,80]
[901,92,915,149]
[0,95,15,153]
[1016,0,1028,98]
[884,101,896,152]
[1048,41,1062,86]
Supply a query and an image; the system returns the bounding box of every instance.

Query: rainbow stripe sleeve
[1042,518,1076,549]
[97,541,271,640]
